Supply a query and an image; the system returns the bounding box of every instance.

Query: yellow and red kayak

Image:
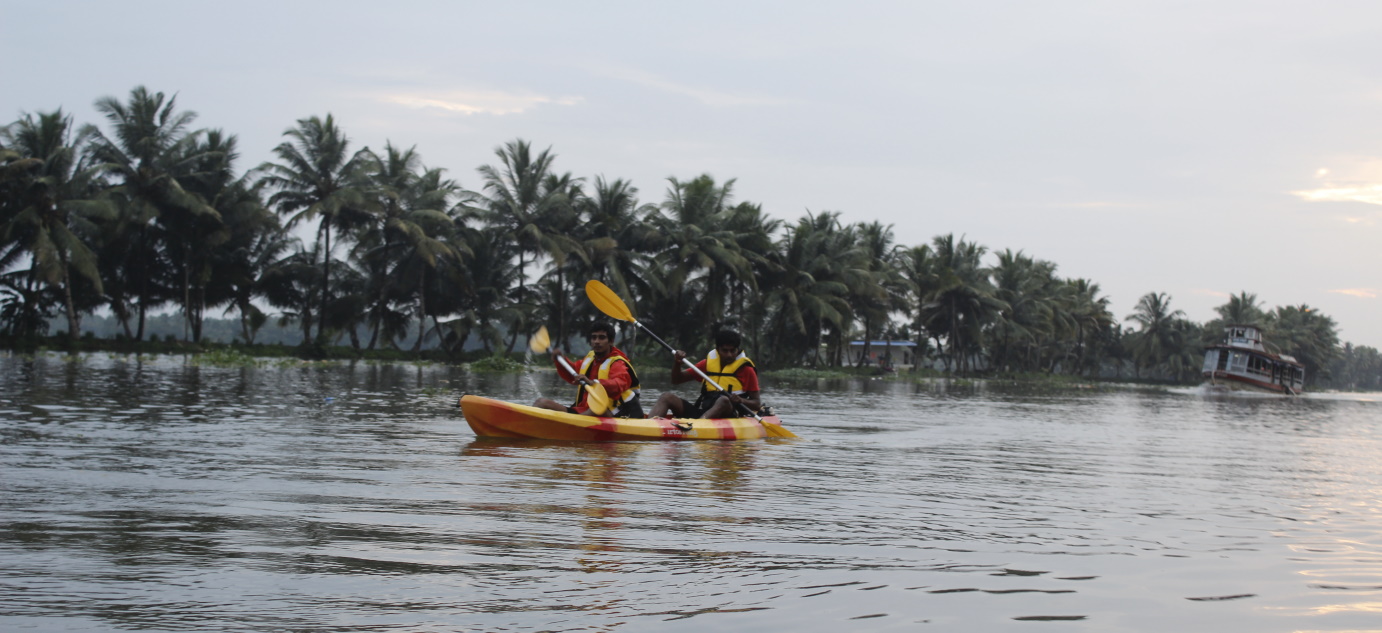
[459,394,796,440]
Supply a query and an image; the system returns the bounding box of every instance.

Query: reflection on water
[2,353,1381,631]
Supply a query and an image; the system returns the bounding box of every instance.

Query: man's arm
[728,390,761,412]
[551,349,592,385]
[732,367,762,410]
[669,351,701,384]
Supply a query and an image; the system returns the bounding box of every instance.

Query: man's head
[588,321,616,354]
[714,329,742,358]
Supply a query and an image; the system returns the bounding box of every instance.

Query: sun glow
[1292,184,1382,206]
[1295,162,1382,207]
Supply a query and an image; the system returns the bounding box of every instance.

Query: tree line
[2,86,1378,390]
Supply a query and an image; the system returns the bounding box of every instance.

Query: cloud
[595,66,788,107]
[1292,184,1382,206]
[1293,161,1382,209]
[1043,201,1144,209]
[382,90,583,116]
[1328,288,1379,299]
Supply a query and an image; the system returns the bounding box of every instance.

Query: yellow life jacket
[700,349,754,395]
[578,350,640,408]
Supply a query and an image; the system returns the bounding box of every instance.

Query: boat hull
[1202,371,1297,395]
[459,395,795,440]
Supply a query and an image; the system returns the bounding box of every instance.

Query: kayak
[459,394,796,440]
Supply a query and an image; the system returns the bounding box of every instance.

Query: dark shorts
[678,393,729,418]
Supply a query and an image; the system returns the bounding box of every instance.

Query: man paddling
[534,321,644,417]
[647,328,761,419]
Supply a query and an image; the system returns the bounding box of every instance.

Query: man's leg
[533,397,569,412]
[648,393,689,418]
[700,394,735,418]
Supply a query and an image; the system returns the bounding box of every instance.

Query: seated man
[647,329,760,419]
[533,322,644,417]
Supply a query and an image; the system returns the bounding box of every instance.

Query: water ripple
[3,355,1382,631]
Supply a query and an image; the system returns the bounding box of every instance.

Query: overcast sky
[4,1,1380,348]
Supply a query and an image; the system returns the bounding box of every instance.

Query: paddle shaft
[552,353,608,414]
[629,319,763,422]
[553,354,582,381]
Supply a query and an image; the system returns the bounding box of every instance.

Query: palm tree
[897,243,940,365]
[533,172,588,349]
[835,220,902,368]
[559,176,660,350]
[258,114,375,345]
[1064,278,1114,376]
[988,250,1082,373]
[83,86,215,341]
[223,226,293,344]
[650,175,753,347]
[257,244,322,344]
[1328,343,1382,391]
[355,143,467,351]
[1215,291,1266,324]
[1265,304,1339,387]
[922,234,1004,374]
[173,129,260,342]
[475,139,581,350]
[575,176,659,303]
[0,110,111,344]
[723,201,782,356]
[0,142,51,340]
[989,250,1049,372]
[759,212,858,367]
[1202,291,1266,348]
[437,224,521,354]
[1124,291,1188,378]
[175,132,283,345]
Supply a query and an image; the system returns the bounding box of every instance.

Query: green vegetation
[2,86,1379,390]
[766,367,883,380]
[193,347,264,368]
[469,355,527,373]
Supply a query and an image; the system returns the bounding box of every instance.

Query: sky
[4,0,1380,348]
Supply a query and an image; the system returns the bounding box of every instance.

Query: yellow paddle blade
[584,381,612,416]
[529,326,551,353]
[762,421,798,438]
[585,280,635,322]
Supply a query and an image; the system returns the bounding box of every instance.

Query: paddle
[584,280,797,438]
[529,325,612,416]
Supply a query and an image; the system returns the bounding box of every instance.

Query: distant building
[846,340,918,369]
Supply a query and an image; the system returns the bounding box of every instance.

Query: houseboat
[1201,324,1305,395]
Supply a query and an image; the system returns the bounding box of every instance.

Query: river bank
[2,335,1198,394]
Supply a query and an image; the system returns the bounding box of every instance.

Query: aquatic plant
[470,355,524,373]
[194,348,265,368]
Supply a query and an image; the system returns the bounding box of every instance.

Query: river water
[2,353,1380,632]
